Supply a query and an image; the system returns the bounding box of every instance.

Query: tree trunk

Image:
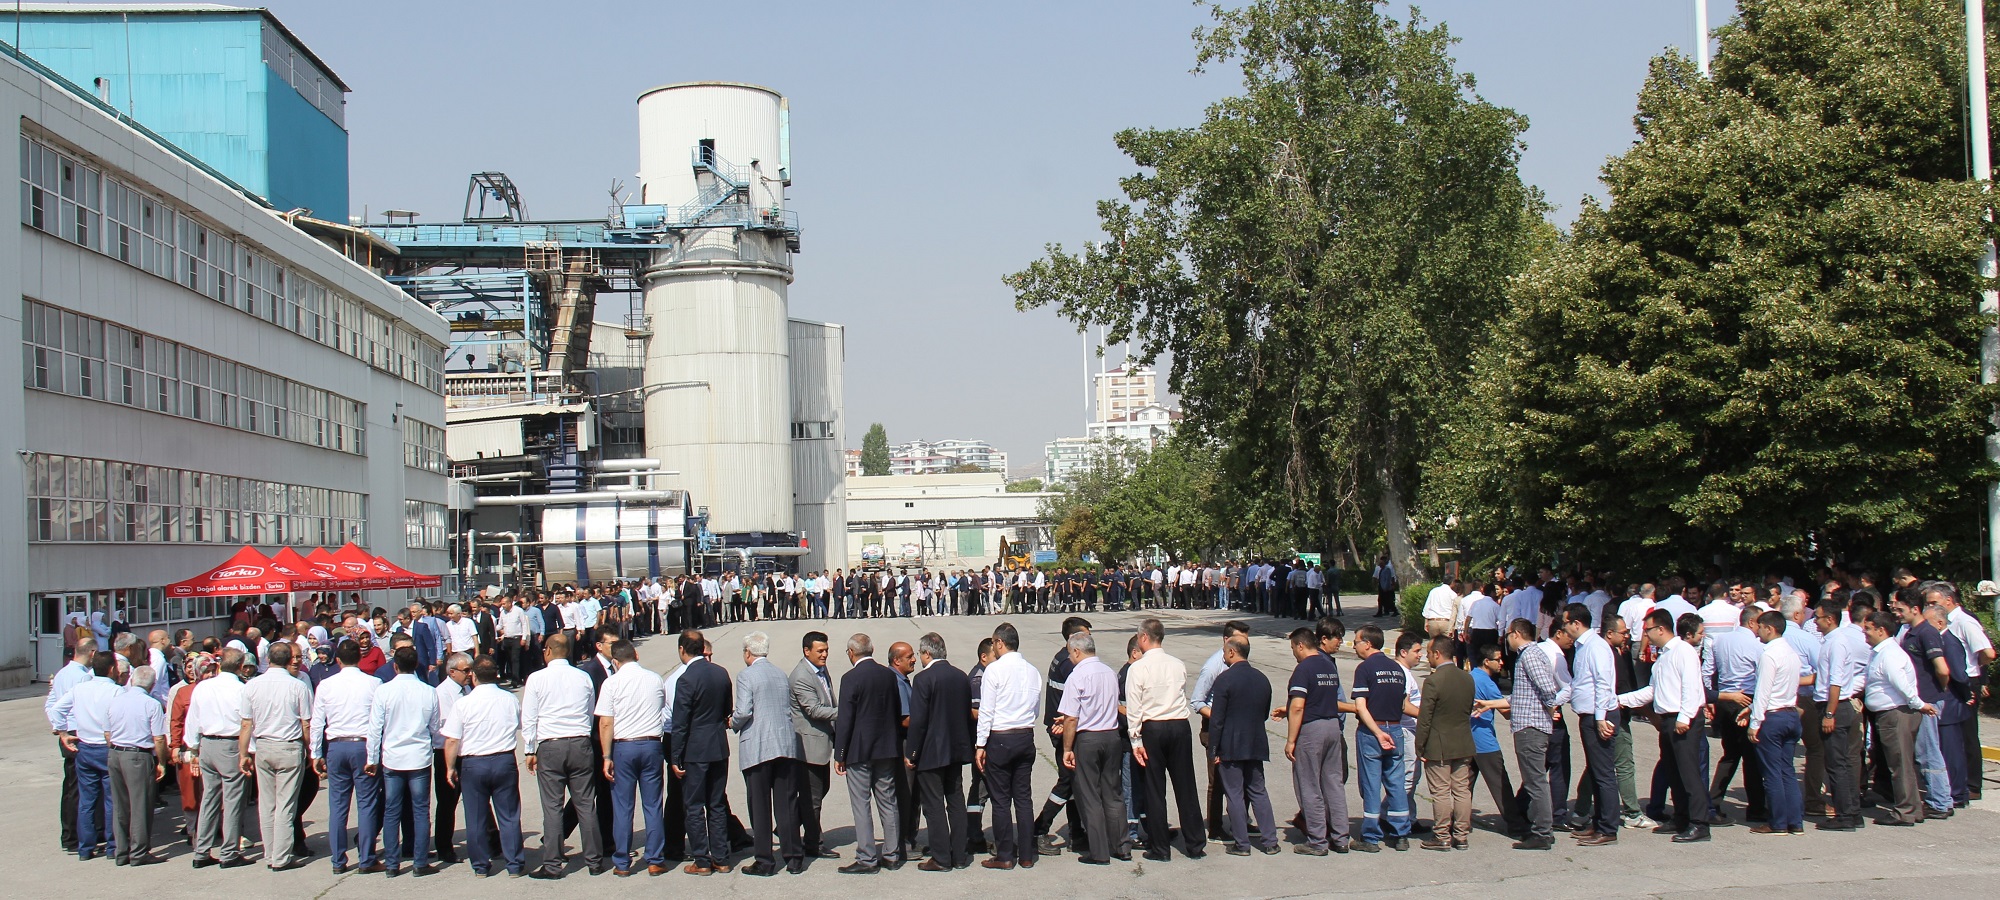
[1377,471,1420,591]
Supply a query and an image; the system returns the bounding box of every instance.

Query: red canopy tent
[165,546,292,598]
[266,547,344,591]
[328,543,391,589]
[366,553,443,589]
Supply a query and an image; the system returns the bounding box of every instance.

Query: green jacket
[1414,663,1476,762]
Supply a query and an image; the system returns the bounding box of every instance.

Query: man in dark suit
[409,603,440,685]
[789,631,840,859]
[565,629,616,848]
[833,633,903,874]
[1209,635,1277,855]
[671,631,733,875]
[906,632,974,870]
[474,601,499,658]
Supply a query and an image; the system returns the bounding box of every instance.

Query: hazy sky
[254,0,1731,472]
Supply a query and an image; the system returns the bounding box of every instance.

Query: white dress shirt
[1422,584,1460,620]
[594,662,668,740]
[185,672,248,746]
[520,658,596,752]
[976,649,1040,746]
[1862,639,1925,713]
[1125,646,1193,735]
[241,666,312,741]
[1947,606,1994,676]
[44,660,92,731]
[433,678,469,750]
[445,617,479,653]
[311,666,380,759]
[1618,637,1703,725]
[442,682,520,757]
[1461,593,1498,631]
[1748,638,1801,732]
[369,672,442,770]
[497,606,528,640]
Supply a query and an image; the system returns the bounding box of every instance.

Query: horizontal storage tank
[539,501,690,585]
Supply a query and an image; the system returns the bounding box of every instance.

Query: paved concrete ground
[7,607,2000,899]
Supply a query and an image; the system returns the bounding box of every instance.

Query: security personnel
[1031,617,1090,856]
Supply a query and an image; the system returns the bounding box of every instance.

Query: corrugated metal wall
[789,319,845,574]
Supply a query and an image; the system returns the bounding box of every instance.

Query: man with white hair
[106,664,168,865]
[241,642,313,870]
[734,631,805,875]
[444,605,478,656]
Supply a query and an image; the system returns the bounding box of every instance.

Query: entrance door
[29,591,92,680]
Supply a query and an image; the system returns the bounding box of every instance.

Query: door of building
[30,591,93,680]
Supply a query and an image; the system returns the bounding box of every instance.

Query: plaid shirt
[1509,643,1562,734]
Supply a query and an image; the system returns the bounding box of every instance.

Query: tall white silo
[636,82,797,537]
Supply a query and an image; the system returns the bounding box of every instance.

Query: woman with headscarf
[168,651,216,840]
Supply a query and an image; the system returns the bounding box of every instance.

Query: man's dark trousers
[1823,700,1863,822]
[1710,698,1765,821]
[983,729,1035,864]
[1072,730,1126,861]
[681,760,729,867]
[1662,715,1708,831]
[743,758,802,869]
[1033,727,1085,851]
[915,763,969,867]
[608,739,667,870]
[1139,719,1206,855]
[459,754,525,875]
[796,761,829,853]
[1577,713,1620,835]
[59,739,79,851]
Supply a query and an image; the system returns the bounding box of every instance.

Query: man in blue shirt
[51,651,123,859]
[45,641,95,853]
[1469,646,1527,837]
[1348,625,1410,852]
[1706,607,1766,824]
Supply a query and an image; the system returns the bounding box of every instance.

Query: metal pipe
[598,458,662,471]
[1694,0,1710,77]
[474,490,679,506]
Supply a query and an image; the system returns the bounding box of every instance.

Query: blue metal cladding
[11,11,348,220]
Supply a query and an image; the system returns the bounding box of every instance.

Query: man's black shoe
[837,861,878,874]
[740,861,779,876]
[1142,848,1172,862]
[191,856,216,869]
[413,864,440,877]
[1511,837,1553,850]
[1671,827,1711,843]
[786,858,806,875]
[219,857,255,869]
[528,867,564,880]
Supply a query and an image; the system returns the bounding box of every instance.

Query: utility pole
[1969,0,2000,584]
[1694,0,1711,77]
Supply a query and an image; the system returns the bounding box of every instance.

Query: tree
[1006,477,1046,493]
[1430,0,2000,576]
[1098,437,1226,561]
[949,462,986,474]
[1006,0,1541,586]
[1055,505,1105,561]
[860,423,891,477]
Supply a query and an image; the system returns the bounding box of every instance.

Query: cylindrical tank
[637,82,795,536]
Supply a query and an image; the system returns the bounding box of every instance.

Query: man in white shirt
[50,650,122,862]
[520,633,603,878]
[241,642,313,870]
[186,648,253,867]
[367,644,442,875]
[1861,611,1933,826]
[431,653,472,863]
[1697,587,1742,636]
[1745,610,1805,835]
[1459,585,1500,665]
[1422,580,1462,639]
[497,596,528,686]
[975,623,1040,867]
[1616,585,1657,654]
[444,605,478,657]
[597,639,670,875]
[313,640,384,873]
[442,656,525,876]
[1125,618,1205,860]
[1617,610,1708,842]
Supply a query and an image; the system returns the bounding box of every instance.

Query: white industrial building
[845,473,1051,570]
[1,39,450,685]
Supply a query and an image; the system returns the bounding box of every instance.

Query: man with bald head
[835,633,904,873]
[889,641,921,855]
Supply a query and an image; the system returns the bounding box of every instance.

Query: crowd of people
[39,562,1998,881]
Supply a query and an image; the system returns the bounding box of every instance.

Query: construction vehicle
[999,536,1032,570]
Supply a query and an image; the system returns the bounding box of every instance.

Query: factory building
[1,11,449,686]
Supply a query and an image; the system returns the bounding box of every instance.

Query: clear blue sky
[255,0,1732,472]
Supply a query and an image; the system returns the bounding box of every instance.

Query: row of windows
[25,298,366,454]
[404,499,447,550]
[28,452,367,547]
[19,134,445,395]
[402,418,447,474]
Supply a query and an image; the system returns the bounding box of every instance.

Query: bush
[1399,582,1438,635]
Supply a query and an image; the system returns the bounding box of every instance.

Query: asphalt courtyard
[6,607,1999,899]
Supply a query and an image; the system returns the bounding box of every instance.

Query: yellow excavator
[999,536,1032,570]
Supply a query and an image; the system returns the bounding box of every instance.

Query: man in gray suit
[789,630,839,859]
[734,632,805,875]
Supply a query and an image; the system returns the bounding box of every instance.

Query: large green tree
[1431,0,2000,576]
[1007,0,1541,584]
[860,423,891,477]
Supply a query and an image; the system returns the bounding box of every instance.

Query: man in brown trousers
[1414,635,1476,850]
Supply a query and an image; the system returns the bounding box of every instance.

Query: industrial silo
[636,82,798,540]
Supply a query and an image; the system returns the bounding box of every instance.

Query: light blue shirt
[526,606,546,637]
[51,675,122,740]
[105,685,166,748]
[44,660,91,731]
[1190,648,1226,715]
[369,673,443,770]
[1782,621,1823,700]
[662,661,687,733]
[1710,628,1763,695]
[1815,623,1870,703]
[1568,630,1618,718]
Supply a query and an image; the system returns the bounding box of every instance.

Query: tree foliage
[1429,0,2000,576]
[860,423,891,477]
[1006,0,1541,582]
[1006,477,1045,493]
